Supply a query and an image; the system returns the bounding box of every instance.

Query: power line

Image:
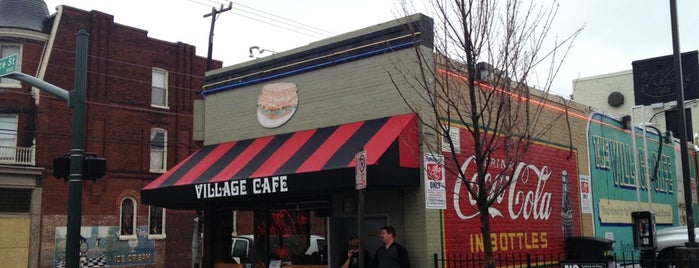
[230,8,328,40]
[194,0,335,39]
[231,2,335,37]
[187,0,214,8]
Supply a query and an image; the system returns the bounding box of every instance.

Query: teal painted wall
[587,113,693,255]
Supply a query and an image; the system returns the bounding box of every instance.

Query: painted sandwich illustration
[257,83,298,128]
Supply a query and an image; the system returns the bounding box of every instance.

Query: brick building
[0,1,218,267]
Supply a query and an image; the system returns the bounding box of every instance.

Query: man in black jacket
[339,234,371,268]
[371,226,410,268]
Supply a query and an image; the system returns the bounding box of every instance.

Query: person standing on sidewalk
[340,234,371,268]
[370,226,410,268]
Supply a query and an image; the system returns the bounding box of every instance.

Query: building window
[150,128,167,173]
[0,188,32,213]
[148,206,166,239]
[119,197,137,240]
[151,68,168,108]
[0,114,18,160]
[0,44,21,86]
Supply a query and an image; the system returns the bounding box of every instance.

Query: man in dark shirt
[339,234,371,268]
[371,226,410,268]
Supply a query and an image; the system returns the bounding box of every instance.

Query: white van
[231,235,326,264]
[654,226,699,268]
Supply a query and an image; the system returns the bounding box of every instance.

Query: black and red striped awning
[141,113,419,208]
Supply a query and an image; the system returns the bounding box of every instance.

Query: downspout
[34,5,63,105]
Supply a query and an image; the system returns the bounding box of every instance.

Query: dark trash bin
[564,236,615,261]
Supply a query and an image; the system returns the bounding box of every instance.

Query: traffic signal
[53,153,107,181]
[84,156,106,180]
[53,156,70,179]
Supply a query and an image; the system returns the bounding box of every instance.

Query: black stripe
[234,132,294,180]
[275,126,338,175]
[190,139,254,184]
[323,117,389,170]
[157,145,218,188]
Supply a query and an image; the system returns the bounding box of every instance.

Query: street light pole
[1,28,88,268]
[64,27,89,267]
[668,0,697,247]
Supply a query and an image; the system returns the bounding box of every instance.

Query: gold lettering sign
[598,199,673,224]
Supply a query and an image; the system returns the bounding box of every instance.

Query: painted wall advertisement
[441,125,580,258]
[587,113,688,254]
[54,226,154,267]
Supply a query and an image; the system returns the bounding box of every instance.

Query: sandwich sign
[256,82,298,128]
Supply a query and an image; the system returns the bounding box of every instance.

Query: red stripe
[349,114,413,166]
[143,148,202,190]
[296,121,362,173]
[399,117,419,168]
[210,136,274,182]
[173,142,236,186]
[250,130,316,178]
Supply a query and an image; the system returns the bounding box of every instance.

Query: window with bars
[0,188,31,213]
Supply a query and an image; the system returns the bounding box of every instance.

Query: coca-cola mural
[442,125,579,256]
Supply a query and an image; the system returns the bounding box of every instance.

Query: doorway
[329,215,387,268]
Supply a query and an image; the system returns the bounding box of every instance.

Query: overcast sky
[43,0,699,98]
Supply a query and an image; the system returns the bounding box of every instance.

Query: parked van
[231,235,326,264]
[654,226,699,268]
[231,235,255,264]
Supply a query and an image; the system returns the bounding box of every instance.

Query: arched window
[119,197,137,239]
[148,206,166,239]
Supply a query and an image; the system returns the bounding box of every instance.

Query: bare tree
[392,0,582,267]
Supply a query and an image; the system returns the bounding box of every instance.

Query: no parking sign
[355,150,367,190]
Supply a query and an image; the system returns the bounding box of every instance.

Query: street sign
[355,150,367,190]
[0,54,18,77]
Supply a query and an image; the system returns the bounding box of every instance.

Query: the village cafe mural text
[194,176,289,199]
[591,134,673,194]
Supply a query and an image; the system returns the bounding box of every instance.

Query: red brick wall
[36,6,219,267]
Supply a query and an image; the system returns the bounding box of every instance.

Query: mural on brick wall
[586,113,696,255]
[441,124,580,258]
[54,226,154,267]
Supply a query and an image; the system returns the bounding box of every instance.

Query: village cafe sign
[194,176,289,199]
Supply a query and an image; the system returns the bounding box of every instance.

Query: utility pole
[197,4,232,267]
[204,2,232,71]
